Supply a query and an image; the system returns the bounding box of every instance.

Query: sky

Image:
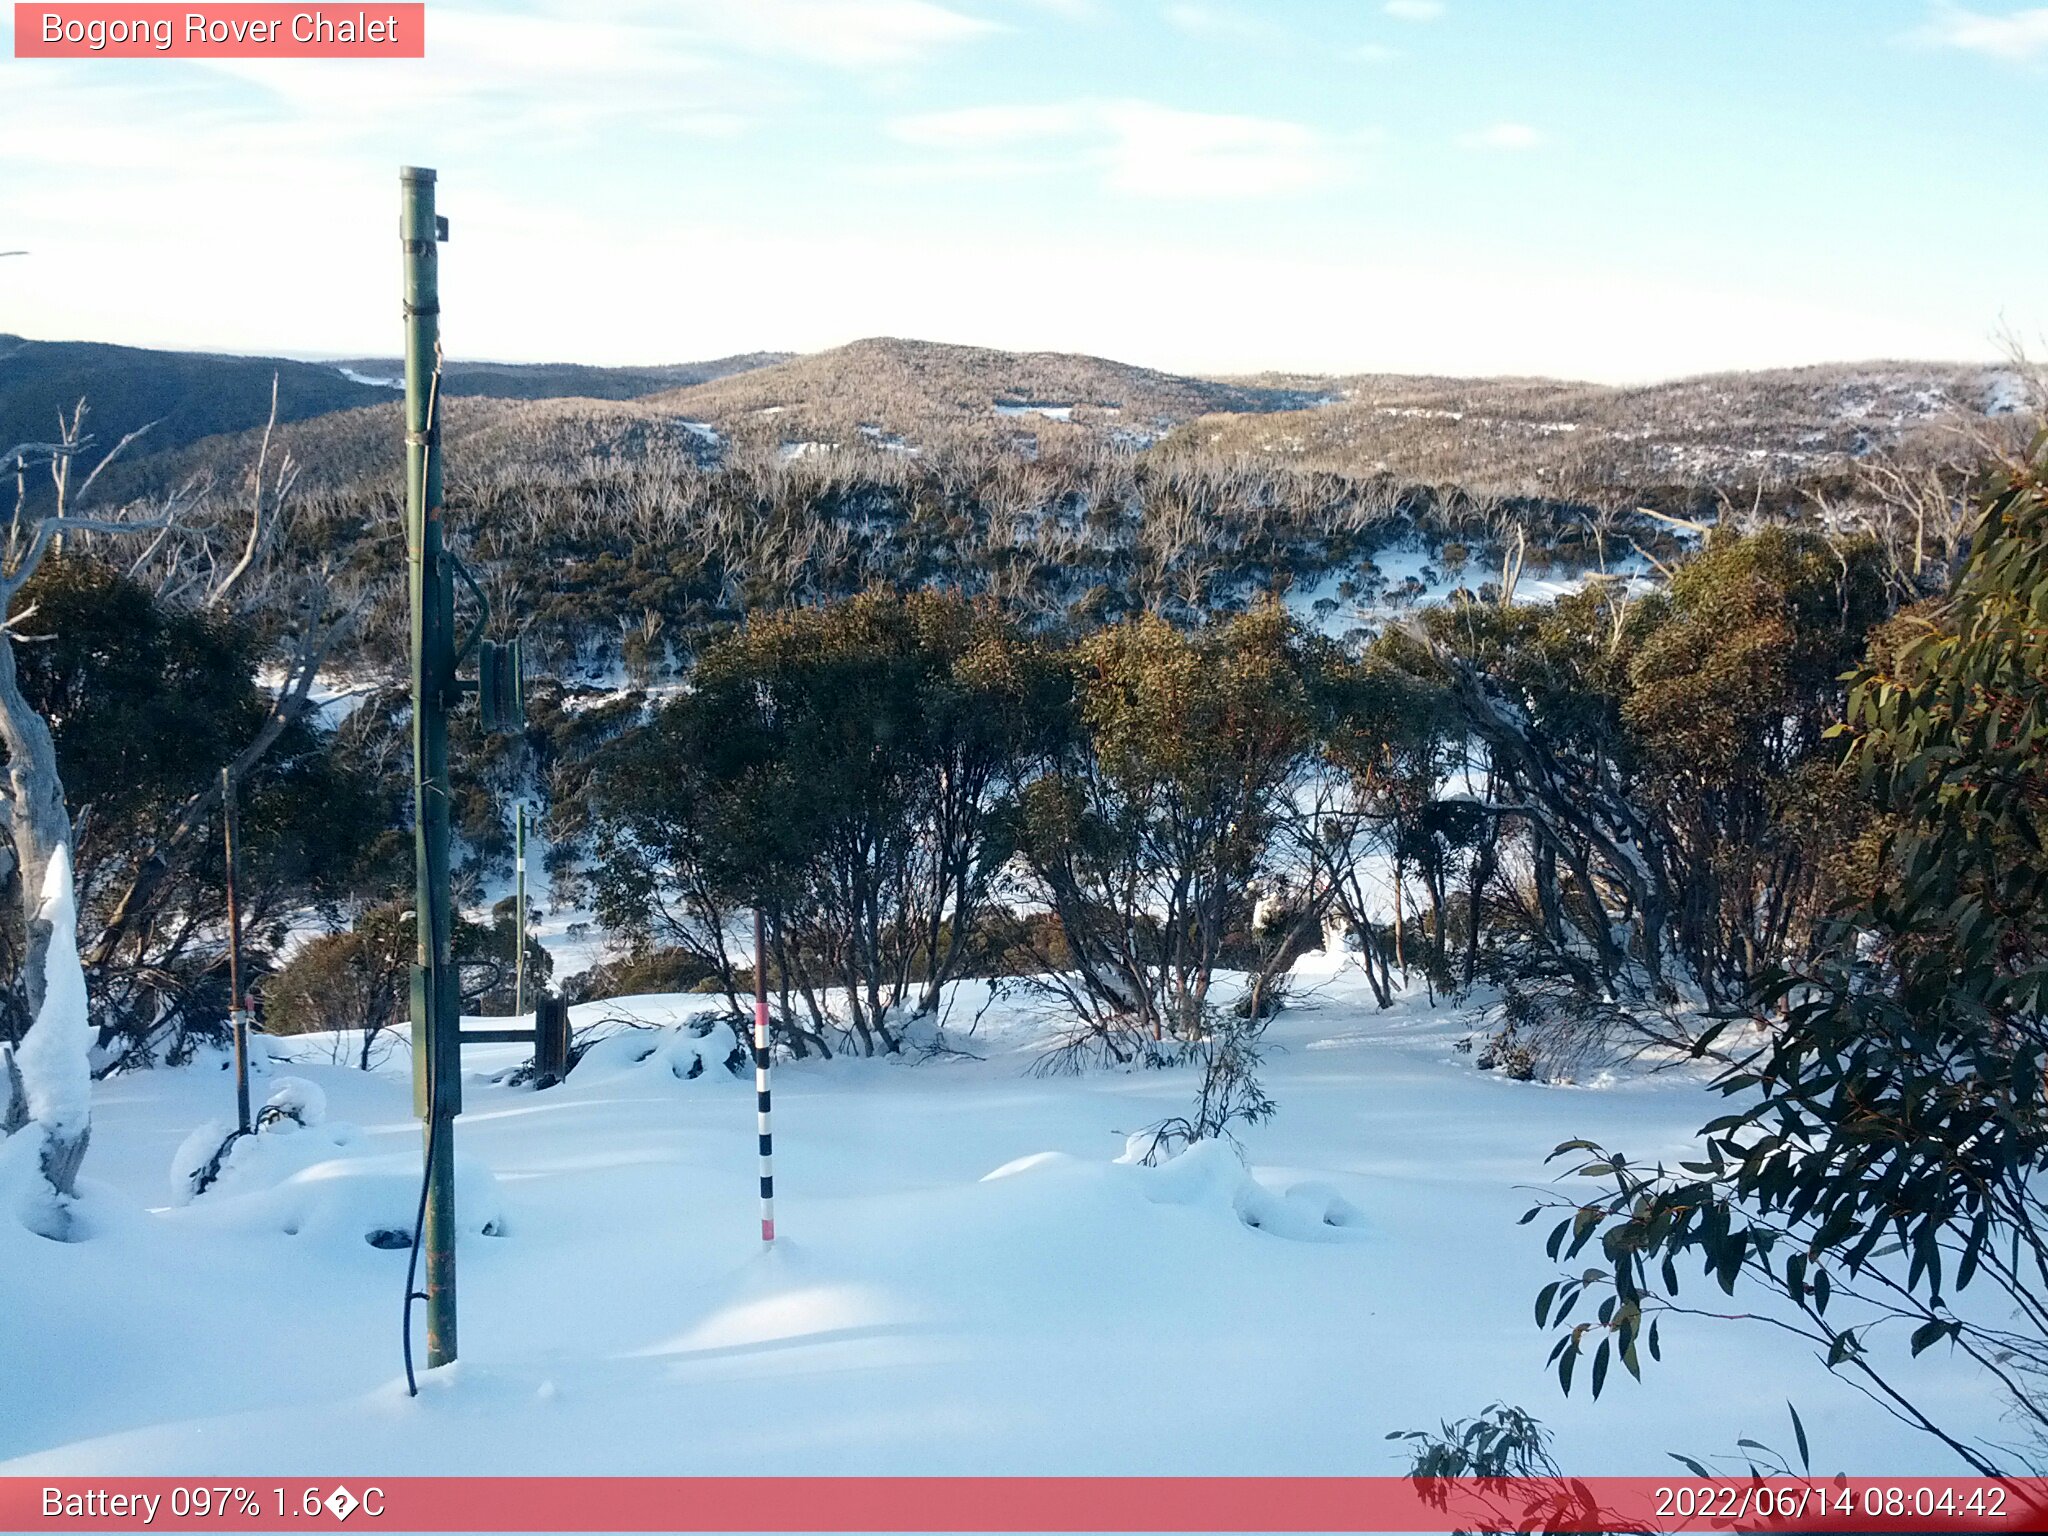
[2,0,2046,382]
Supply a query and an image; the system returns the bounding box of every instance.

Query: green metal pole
[402,164,459,1371]
[513,802,527,1022]
[221,765,251,1137]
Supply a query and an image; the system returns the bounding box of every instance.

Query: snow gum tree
[1315,645,1460,1005]
[1528,436,2048,1473]
[0,557,386,1065]
[1407,527,1888,1022]
[1014,603,1328,1059]
[588,590,1053,1057]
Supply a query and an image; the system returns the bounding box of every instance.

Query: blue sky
[2,0,2044,380]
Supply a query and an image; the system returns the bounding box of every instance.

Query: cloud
[0,0,1004,179]
[1161,4,1287,43]
[1352,42,1402,63]
[892,101,1086,147]
[0,0,1011,223]
[891,98,1347,198]
[1913,4,2048,61]
[1382,0,1443,21]
[668,0,1002,68]
[1458,122,1543,151]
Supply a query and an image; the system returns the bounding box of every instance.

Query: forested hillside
[0,334,393,463]
[5,325,2046,1489]
[3,329,2035,1083]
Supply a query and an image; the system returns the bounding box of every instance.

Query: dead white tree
[206,373,297,610]
[0,436,169,1235]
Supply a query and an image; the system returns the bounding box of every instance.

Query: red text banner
[4,1476,2048,1533]
[13,5,425,58]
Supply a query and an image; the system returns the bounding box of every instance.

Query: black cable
[401,1063,437,1398]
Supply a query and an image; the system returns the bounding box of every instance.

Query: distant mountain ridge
[0,334,393,464]
[643,336,1330,435]
[5,331,2034,504]
[0,334,788,471]
[1177,360,2035,490]
[324,352,792,401]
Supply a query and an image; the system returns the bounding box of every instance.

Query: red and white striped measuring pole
[752,908,776,1243]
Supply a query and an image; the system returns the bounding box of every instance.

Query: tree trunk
[1391,859,1407,976]
[0,634,71,1021]
[0,632,93,1218]
[1463,820,1499,991]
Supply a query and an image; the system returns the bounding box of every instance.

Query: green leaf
[1909,1319,1952,1357]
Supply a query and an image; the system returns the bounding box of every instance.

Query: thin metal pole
[513,802,527,1021]
[402,164,459,1370]
[753,908,775,1244]
[221,766,250,1137]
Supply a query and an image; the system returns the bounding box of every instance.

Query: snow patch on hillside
[334,366,402,390]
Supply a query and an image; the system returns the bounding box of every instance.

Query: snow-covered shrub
[567,1020,744,1087]
[561,948,722,1006]
[255,1076,326,1130]
[1130,1009,1277,1162]
[171,1076,340,1202]
[1103,1137,1364,1242]
[1474,1026,1536,1082]
[179,1148,504,1248]
[1480,975,1642,1081]
[169,1118,236,1203]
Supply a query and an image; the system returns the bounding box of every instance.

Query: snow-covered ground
[1280,538,1658,640]
[2,955,1998,1480]
[993,402,1075,421]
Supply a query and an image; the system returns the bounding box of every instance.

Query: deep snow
[1,960,2001,1479]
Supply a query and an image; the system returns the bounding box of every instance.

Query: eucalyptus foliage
[1527,437,2048,1474]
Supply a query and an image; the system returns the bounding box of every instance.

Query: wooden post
[534,995,570,1088]
[221,766,251,1136]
